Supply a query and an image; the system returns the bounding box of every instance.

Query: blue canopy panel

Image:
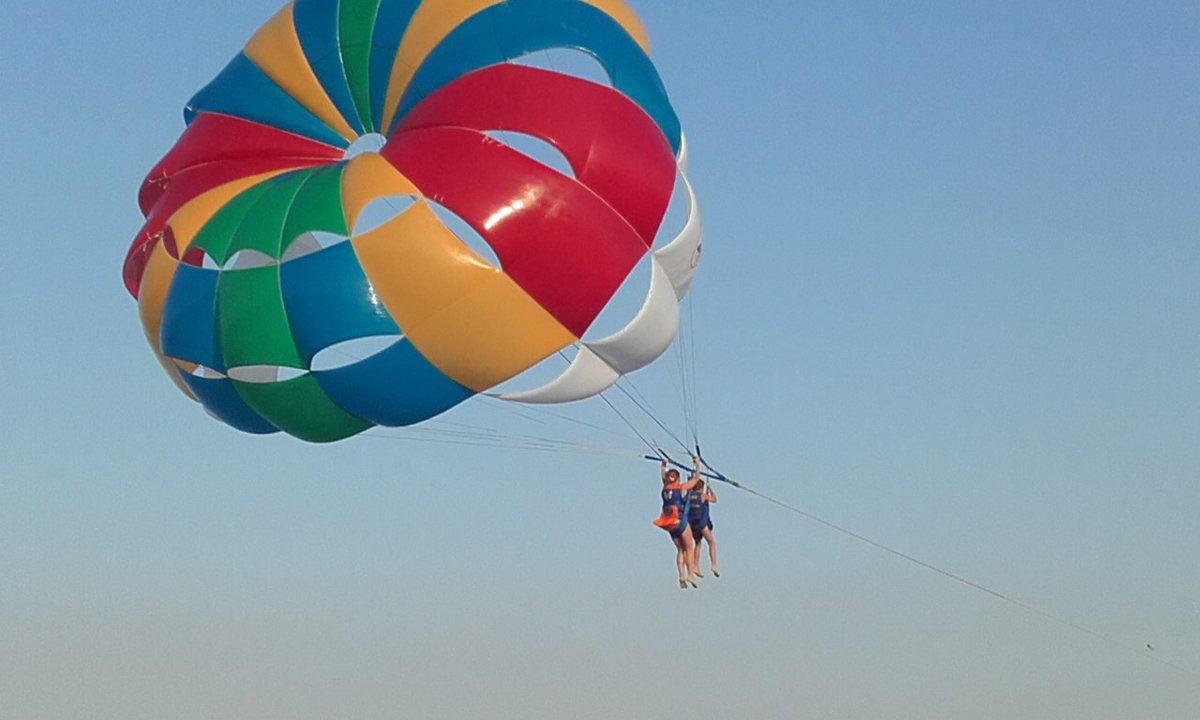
[314,339,475,427]
[160,264,224,373]
[386,4,506,131]
[184,53,349,149]
[180,374,281,434]
[279,238,474,426]
[386,0,681,154]
[280,240,402,364]
[370,0,423,133]
[294,0,367,135]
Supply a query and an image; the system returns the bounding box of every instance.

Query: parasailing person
[653,456,702,588]
[688,477,719,578]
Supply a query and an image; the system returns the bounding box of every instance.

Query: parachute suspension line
[477,394,636,443]
[365,427,642,457]
[543,348,667,456]
[416,422,625,452]
[369,415,643,456]
[610,377,690,455]
[429,332,701,461]
[595,389,662,457]
[613,367,657,418]
[674,459,1189,674]
[674,293,700,448]
[305,342,636,455]
[475,399,550,426]
[364,405,641,456]
[687,294,700,443]
[672,323,695,447]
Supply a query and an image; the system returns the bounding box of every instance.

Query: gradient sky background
[2,1,1198,718]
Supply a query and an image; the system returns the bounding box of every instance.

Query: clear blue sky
[2,1,1198,717]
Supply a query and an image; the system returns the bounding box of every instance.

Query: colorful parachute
[124,0,701,442]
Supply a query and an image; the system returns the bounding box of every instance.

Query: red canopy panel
[395,64,676,247]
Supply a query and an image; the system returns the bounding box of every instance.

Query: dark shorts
[690,519,713,541]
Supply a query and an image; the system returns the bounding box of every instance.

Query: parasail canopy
[125,0,701,442]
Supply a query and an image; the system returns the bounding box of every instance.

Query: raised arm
[679,456,702,491]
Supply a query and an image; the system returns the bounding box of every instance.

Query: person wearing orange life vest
[652,456,702,588]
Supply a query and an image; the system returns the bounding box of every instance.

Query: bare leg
[672,535,688,587]
[681,531,698,586]
[701,527,719,576]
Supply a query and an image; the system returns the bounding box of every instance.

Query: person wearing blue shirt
[687,480,719,578]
